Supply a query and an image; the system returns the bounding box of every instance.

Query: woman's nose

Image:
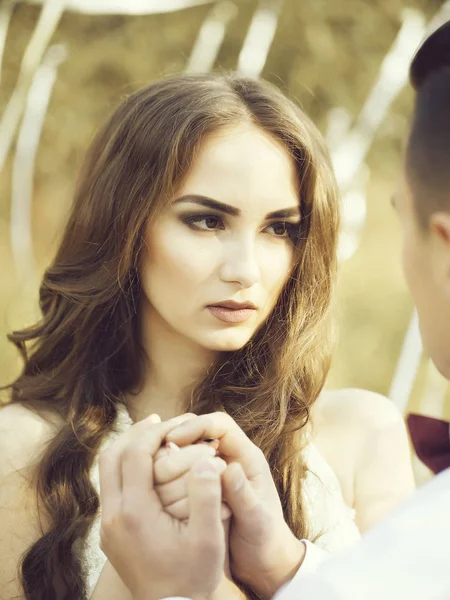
[219,237,260,288]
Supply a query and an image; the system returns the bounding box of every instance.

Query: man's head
[395,21,450,377]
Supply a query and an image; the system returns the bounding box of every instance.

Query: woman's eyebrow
[266,207,300,219]
[173,194,300,219]
[173,195,240,216]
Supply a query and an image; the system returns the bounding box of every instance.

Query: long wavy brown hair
[4,73,340,600]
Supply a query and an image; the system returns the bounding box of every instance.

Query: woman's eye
[266,222,290,236]
[271,222,288,236]
[203,216,221,229]
[266,221,300,241]
[184,214,224,231]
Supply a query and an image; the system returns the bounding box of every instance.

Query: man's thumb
[222,461,261,520]
[188,458,224,536]
[187,459,225,594]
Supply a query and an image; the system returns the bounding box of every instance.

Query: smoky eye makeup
[269,220,301,242]
[178,208,302,238]
[178,212,225,231]
[178,211,224,223]
[174,200,301,240]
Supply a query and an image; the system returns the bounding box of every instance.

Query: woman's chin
[199,331,253,353]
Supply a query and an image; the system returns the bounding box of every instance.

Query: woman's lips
[207,305,256,323]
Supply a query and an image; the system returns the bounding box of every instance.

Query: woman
[0,73,414,600]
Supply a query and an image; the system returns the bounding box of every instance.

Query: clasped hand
[99,412,305,600]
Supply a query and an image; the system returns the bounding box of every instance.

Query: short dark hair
[406,21,450,227]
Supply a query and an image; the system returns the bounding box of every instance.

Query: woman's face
[140,123,300,353]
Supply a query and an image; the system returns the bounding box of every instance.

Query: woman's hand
[166,412,306,599]
[154,442,230,521]
[98,414,226,600]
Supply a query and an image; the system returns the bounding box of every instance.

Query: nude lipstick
[207,300,256,324]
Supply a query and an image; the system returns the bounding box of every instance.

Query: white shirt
[164,467,450,600]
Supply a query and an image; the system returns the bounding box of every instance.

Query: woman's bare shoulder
[315,389,415,530]
[0,402,63,475]
[313,388,403,433]
[0,403,64,598]
[310,388,409,508]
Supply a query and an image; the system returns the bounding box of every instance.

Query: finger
[195,438,220,453]
[187,458,225,558]
[163,497,189,520]
[99,413,196,518]
[157,457,227,506]
[116,412,195,459]
[221,502,232,520]
[108,413,180,467]
[98,413,161,514]
[120,420,191,512]
[154,441,180,463]
[166,498,232,521]
[177,412,197,421]
[221,462,261,522]
[167,413,262,475]
[154,444,216,485]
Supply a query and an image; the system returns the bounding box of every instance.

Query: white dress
[80,406,361,598]
[301,442,361,552]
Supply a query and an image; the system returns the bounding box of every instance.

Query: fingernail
[197,439,218,454]
[221,502,232,520]
[148,414,161,424]
[165,441,180,451]
[214,458,227,474]
[193,458,218,479]
[231,464,245,492]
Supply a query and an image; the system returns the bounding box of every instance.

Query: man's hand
[98,414,226,600]
[153,443,246,599]
[167,413,306,599]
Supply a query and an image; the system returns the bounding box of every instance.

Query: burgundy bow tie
[407,413,450,474]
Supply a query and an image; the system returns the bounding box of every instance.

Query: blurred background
[1,0,450,480]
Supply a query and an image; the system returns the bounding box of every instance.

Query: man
[99,21,450,600]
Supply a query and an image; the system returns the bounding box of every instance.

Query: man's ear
[429,212,450,244]
[429,212,450,296]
